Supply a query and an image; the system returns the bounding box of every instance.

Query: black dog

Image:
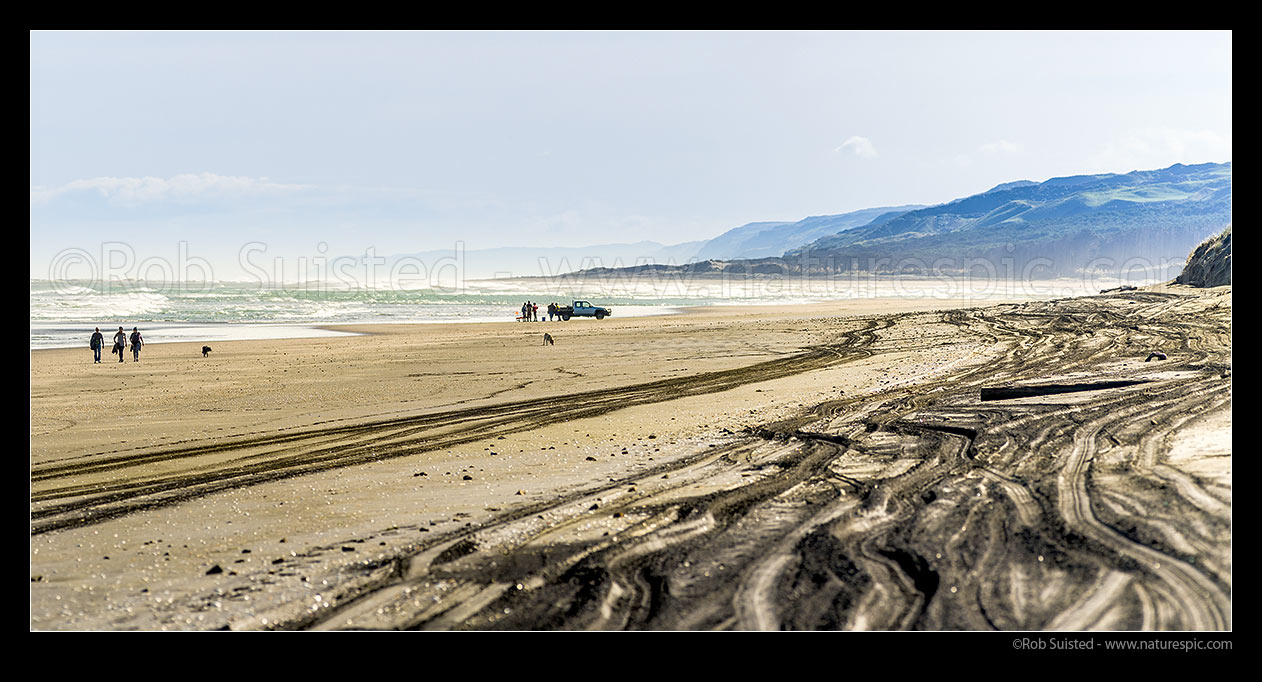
[202,346,213,357]
[543,333,554,346]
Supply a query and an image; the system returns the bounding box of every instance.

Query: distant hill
[693,205,924,260]
[786,162,1232,277]
[1175,224,1231,287]
[690,221,792,260]
[383,207,928,279]
[390,162,1231,282]
[384,240,707,280]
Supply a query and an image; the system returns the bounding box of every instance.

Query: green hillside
[787,162,1231,277]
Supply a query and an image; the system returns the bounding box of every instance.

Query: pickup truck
[552,300,612,321]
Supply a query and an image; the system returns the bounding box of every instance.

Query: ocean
[29,274,1141,350]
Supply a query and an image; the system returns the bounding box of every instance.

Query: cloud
[30,173,311,207]
[1090,128,1232,172]
[835,136,878,159]
[979,139,1023,155]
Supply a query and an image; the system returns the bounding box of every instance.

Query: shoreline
[27,306,690,351]
[31,273,1153,352]
[29,290,1059,352]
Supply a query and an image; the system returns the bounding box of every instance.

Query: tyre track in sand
[31,320,889,535]
[290,288,1230,631]
[34,289,1231,631]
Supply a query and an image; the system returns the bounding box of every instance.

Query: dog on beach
[543,333,554,346]
[202,346,213,357]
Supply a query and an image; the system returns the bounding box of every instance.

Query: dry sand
[29,291,1231,631]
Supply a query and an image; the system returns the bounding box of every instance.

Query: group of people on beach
[519,301,564,322]
[520,301,539,321]
[89,326,144,363]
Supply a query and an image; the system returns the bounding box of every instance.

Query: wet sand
[30,290,1231,630]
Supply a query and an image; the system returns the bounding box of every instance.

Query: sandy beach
[30,290,1231,630]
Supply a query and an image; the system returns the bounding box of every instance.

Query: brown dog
[543,333,554,346]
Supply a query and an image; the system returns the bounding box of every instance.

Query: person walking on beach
[89,327,104,363]
[129,327,144,362]
[112,327,127,363]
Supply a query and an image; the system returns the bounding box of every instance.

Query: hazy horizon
[31,30,1232,280]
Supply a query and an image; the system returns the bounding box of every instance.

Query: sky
[30,30,1232,280]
